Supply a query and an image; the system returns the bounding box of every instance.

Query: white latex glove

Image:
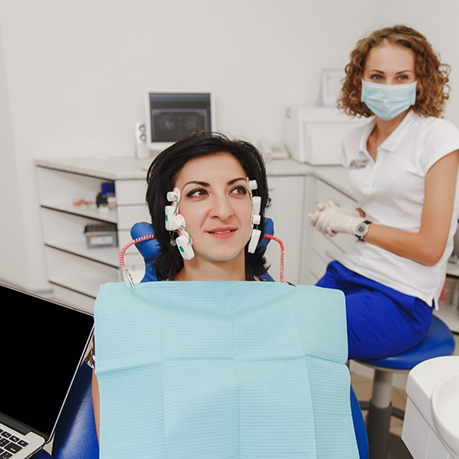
[308,201,360,229]
[314,203,364,237]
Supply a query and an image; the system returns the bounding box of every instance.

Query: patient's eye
[230,185,248,196]
[187,188,208,198]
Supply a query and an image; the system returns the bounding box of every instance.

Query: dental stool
[356,315,455,459]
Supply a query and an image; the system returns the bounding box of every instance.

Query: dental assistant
[310,25,459,360]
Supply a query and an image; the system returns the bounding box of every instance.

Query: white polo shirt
[338,110,459,306]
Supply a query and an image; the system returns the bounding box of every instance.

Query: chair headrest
[130,218,275,283]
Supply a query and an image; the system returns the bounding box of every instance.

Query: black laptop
[0,282,94,459]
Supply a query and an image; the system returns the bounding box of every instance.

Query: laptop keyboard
[0,429,29,458]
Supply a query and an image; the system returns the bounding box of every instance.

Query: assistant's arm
[362,151,459,266]
[92,371,100,442]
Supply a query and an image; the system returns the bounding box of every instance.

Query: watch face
[355,221,370,239]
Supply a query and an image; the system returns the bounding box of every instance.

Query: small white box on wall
[283,106,369,165]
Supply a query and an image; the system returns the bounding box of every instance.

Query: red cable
[119,234,156,270]
[120,233,285,283]
[262,234,285,283]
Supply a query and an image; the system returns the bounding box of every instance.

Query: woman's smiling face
[174,152,254,267]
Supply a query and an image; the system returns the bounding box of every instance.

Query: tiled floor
[351,372,407,437]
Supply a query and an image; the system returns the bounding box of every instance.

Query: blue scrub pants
[316,261,433,360]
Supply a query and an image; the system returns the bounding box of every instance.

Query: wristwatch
[355,220,372,241]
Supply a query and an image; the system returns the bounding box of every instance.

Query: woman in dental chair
[92,132,273,435]
[90,132,364,459]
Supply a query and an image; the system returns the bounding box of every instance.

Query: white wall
[0,0,458,291]
[0,21,31,288]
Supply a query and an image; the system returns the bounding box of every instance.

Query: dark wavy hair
[338,25,450,118]
[146,132,271,281]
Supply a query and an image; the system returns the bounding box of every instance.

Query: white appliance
[283,106,369,165]
[403,356,459,459]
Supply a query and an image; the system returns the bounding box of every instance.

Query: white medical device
[283,106,368,165]
[146,91,216,154]
[165,187,195,260]
[248,179,262,254]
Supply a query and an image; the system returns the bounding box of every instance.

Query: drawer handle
[325,250,336,260]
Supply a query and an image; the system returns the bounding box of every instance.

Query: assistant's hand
[308,201,362,236]
[308,201,330,227]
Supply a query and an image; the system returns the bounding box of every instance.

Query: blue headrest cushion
[130,218,275,283]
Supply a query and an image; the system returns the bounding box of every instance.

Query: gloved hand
[314,201,364,236]
[308,201,364,236]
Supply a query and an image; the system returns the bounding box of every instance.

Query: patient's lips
[207,226,237,239]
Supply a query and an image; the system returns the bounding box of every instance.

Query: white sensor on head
[248,229,261,254]
[167,187,180,203]
[247,178,262,254]
[165,187,195,260]
[175,233,195,260]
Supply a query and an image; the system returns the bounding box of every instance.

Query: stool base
[366,400,392,459]
[365,400,412,459]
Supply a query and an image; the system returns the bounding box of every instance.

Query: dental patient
[91,132,359,459]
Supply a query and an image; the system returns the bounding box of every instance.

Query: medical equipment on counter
[283,106,368,165]
[84,224,118,248]
[257,140,290,161]
[146,91,215,154]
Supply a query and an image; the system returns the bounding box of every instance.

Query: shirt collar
[359,110,418,154]
[358,119,376,154]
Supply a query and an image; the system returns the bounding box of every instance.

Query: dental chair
[32,219,369,459]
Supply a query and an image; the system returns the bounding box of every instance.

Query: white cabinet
[36,160,148,312]
[35,158,308,309]
[265,175,305,284]
[301,177,357,284]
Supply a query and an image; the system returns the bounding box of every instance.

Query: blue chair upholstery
[356,315,455,459]
[350,386,369,459]
[30,362,99,459]
[362,315,455,370]
[130,218,276,282]
[32,218,368,458]
[51,362,99,459]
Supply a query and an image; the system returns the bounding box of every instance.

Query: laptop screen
[0,283,94,439]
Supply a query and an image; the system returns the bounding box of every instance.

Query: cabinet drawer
[45,246,119,298]
[312,231,345,264]
[309,250,328,283]
[315,179,356,209]
[311,179,357,254]
[117,205,151,230]
[116,179,148,205]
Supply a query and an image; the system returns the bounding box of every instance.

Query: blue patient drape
[95,281,358,459]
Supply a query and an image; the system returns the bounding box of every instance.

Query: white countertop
[35,155,150,180]
[35,155,354,197]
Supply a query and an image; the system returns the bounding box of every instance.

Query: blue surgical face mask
[361,80,417,120]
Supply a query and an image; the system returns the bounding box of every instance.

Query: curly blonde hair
[337,25,450,118]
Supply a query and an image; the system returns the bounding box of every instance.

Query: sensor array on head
[247,179,262,254]
[165,187,195,260]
